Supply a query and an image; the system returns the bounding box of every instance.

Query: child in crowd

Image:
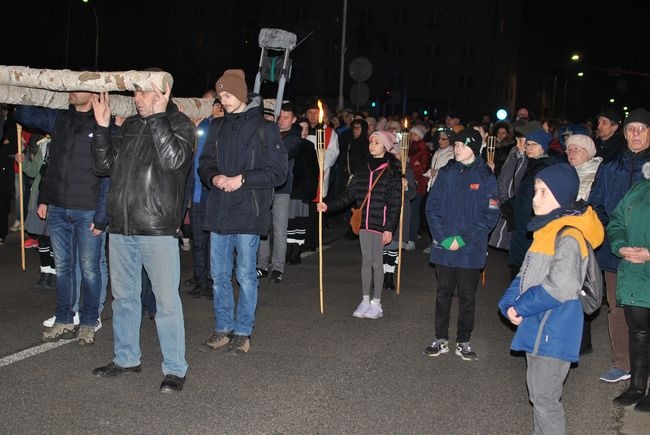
[424,128,499,360]
[317,131,402,318]
[498,163,604,434]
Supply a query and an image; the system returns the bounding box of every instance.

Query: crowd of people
[1,69,649,432]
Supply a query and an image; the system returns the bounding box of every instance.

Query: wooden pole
[16,124,25,271]
[396,125,409,295]
[316,100,326,314]
[317,151,325,314]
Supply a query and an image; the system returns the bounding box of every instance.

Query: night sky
[2,1,648,122]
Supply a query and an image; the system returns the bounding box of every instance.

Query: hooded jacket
[198,95,287,235]
[325,156,402,234]
[607,162,650,308]
[498,207,604,362]
[92,102,194,236]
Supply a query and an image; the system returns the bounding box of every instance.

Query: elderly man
[595,109,625,161]
[589,108,650,383]
[91,81,194,393]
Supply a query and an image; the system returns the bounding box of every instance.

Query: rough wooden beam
[0,66,173,92]
[0,85,213,119]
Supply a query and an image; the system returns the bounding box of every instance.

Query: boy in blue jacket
[498,164,604,434]
[423,128,499,360]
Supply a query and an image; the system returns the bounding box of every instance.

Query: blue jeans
[210,233,260,336]
[72,232,108,316]
[47,206,102,327]
[109,234,187,377]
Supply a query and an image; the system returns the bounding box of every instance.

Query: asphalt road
[0,219,646,434]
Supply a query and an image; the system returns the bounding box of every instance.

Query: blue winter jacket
[588,147,650,272]
[426,156,499,269]
[498,208,604,362]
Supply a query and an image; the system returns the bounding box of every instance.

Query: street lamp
[83,0,99,70]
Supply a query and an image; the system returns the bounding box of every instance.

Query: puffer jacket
[325,156,402,234]
[92,102,194,236]
[198,95,287,236]
[607,162,650,308]
[15,105,101,211]
[426,156,499,269]
[588,147,650,272]
[499,207,604,362]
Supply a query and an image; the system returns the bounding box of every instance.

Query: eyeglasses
[566,147,586,154]
[625,125,648,134]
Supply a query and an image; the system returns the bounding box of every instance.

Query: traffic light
[384,87,392,97]
[423,109,429,116]
[371,101,377,108]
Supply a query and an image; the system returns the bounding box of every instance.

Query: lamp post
[83,0,99,70]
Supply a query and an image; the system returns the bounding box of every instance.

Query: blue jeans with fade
[109,234,187,377]
[210,233,260,336]
[47,206,102,327]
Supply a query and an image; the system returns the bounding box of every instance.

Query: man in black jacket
[90,81,194,393]
[15,93,108,346]
[198,69,287,356]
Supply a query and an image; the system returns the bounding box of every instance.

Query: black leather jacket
[92,103,194,236]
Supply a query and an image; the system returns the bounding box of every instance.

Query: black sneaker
[270,270,283,283]
[256,267,268,278]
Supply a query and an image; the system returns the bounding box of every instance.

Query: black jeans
[623,305,650,391]
[434,264,480,343]
[190,201,211,288]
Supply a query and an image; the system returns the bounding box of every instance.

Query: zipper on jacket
[123,119,146,233]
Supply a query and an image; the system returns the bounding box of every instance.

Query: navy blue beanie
[535,163,579,208]
[526,129,552,153]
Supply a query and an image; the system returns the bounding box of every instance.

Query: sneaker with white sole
[455,342,478,361]
[403,241,415,251]
[352,301,371,318]
[364,302,383,319]
[43,312,80,328]
[95,319,102,332]
[599,367,631,383]
[424,339,449,356]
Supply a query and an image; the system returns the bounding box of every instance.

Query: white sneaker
[43,312,80,328]
[364,302,383,319]
[423,245,431,254]
[403,241,415,251]
[95,319,102,332]
[352,301,371,318]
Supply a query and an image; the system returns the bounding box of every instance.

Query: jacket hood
[543,206,604,250]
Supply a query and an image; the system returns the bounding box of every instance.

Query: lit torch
[316,100,325,314]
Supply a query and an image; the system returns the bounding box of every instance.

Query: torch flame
[403,118,408,129]
[317,100,324,125]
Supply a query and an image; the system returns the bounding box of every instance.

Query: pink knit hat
[370,130,397,153]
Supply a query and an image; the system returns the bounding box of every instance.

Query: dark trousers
[434,264,480,343]
[0,193,10,239]
[190,201,211,288]
[623,305,650,392]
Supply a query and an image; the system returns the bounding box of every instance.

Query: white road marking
[0,339,75,368]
